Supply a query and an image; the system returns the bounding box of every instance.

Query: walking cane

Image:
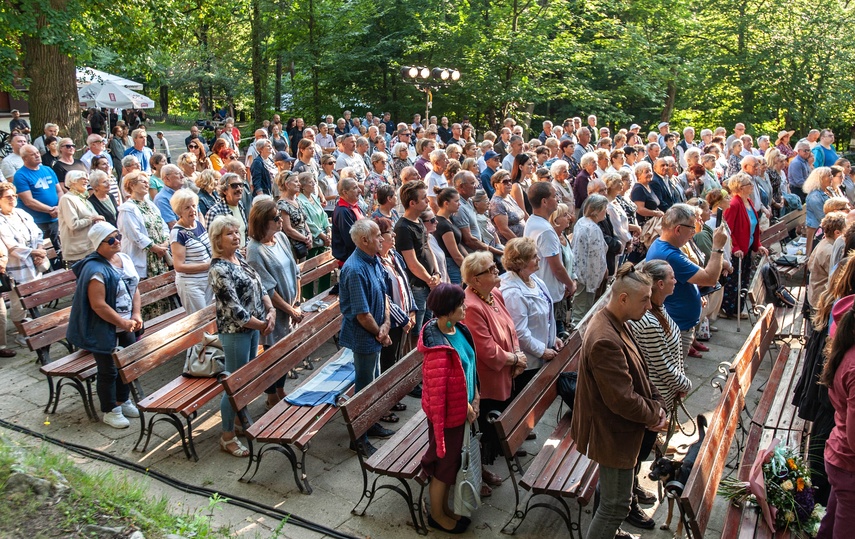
[736,255,743,333]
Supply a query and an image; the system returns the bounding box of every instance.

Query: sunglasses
[62,144,76,148]
[273,214,282,222]
[476,265,499,276]
[229,183,244,190]
[102,233,123,246]
[188,144,199,149]
[500,179,513,185]
[425,217,437,224]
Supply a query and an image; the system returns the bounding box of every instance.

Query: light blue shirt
[153,186,177,224]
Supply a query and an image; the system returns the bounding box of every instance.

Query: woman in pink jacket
[419,283,479,534]
[461,251,527,492]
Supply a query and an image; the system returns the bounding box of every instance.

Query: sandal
[219,436,250,457]
[380,413,400,423]
[392,402,407,412]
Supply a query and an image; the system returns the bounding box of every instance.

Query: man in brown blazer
[570,263,667,539]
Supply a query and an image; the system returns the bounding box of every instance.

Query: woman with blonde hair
[499,237,561,390]
[804,167,834,255]
[169,189,212,314]
[195,169,221,221]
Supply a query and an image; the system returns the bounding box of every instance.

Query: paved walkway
[0,296,788,538]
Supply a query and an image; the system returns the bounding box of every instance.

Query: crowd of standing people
[4,108,855,538]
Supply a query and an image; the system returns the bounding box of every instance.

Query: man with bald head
[13,144,64,252]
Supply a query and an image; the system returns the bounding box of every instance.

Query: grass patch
[0,435,233,538]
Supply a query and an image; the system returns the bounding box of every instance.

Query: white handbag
[183,332,225,377]
[453,422,482,517]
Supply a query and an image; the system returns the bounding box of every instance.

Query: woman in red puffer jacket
[419,283,479,534]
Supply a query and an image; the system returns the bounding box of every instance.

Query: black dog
[647,415,708,537]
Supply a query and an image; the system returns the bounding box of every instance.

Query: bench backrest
[341,348,424,441]
[298,250,336,286]
[761,209,805,246]
[223,296,341,411]
[494,331,583,458]
[729,305,777,397]
[679,375,745,538]
[114,304,216,385]
[16,269,77,311]
[23,270,178,351]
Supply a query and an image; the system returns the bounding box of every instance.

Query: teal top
[446,328,476,403]
[747,204,758,247]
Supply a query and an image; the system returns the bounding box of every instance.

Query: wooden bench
[15,268,77,322]
[746,258,807,342]
[36,271,182,420]
[220,292,342,493]
[679,374,746,539]
[340,348,428,535]
[761,208,807,282]
[678,307,780,538]
[721,342,811,538]
[297,250,336,299]
[113,305,218,461]
[492,331,596,535]
[110,252,338,461]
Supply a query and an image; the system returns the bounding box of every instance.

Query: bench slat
[364,410,429,480]
[342,348,423,440]
[680,376,745,538]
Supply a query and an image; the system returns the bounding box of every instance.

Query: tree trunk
[661,77,677,123]
[275,56,282,112]
[159,85,169,115]
[250,0,265,127]
[22,2,85,146]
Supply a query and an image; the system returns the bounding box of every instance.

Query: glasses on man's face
[102,233,123,246]
[477,265,499,276]
[229,183,244,190]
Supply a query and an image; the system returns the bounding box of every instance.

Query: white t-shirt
[524,214,565,303]
[90,252,140,320]
[425,170,447,198]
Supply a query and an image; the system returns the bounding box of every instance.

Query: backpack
[760,262,796,308]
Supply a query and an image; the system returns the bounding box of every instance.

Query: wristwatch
[714,248,724,254]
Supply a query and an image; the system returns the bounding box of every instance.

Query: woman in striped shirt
[169,189,213,314]
[627,259,692,411]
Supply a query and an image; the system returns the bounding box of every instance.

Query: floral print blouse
[571,216,607,293]
[209,256,267,334]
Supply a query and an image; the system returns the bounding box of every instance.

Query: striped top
[169,220,211,284]
[627,308,692,410]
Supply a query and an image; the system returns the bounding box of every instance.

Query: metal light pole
[400,66,461,124]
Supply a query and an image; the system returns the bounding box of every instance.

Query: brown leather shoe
[0,348,16,358]
[480,483,493,497]
[482,467,503,487]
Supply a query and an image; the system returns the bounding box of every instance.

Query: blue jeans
[587,465,634,539]
[352,350,381,393]
[446,260,461,284]
[412,286,431,334]
[219,330,259,432]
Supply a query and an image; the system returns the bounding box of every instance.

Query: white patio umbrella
[78,82,155,110]
[76,67,144,90]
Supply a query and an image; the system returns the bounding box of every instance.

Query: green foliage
[0,436,233,538]
[4,0,855,135]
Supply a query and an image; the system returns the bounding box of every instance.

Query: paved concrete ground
[0,131,803,536]
[0,294,798,538]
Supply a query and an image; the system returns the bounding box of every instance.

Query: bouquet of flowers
[720,439,826,537]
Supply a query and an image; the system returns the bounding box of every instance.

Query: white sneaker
[102,407,130,429]
[14,335,26,348]
[120,400,140,418]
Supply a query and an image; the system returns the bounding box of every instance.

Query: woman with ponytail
[815,291,855,538]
